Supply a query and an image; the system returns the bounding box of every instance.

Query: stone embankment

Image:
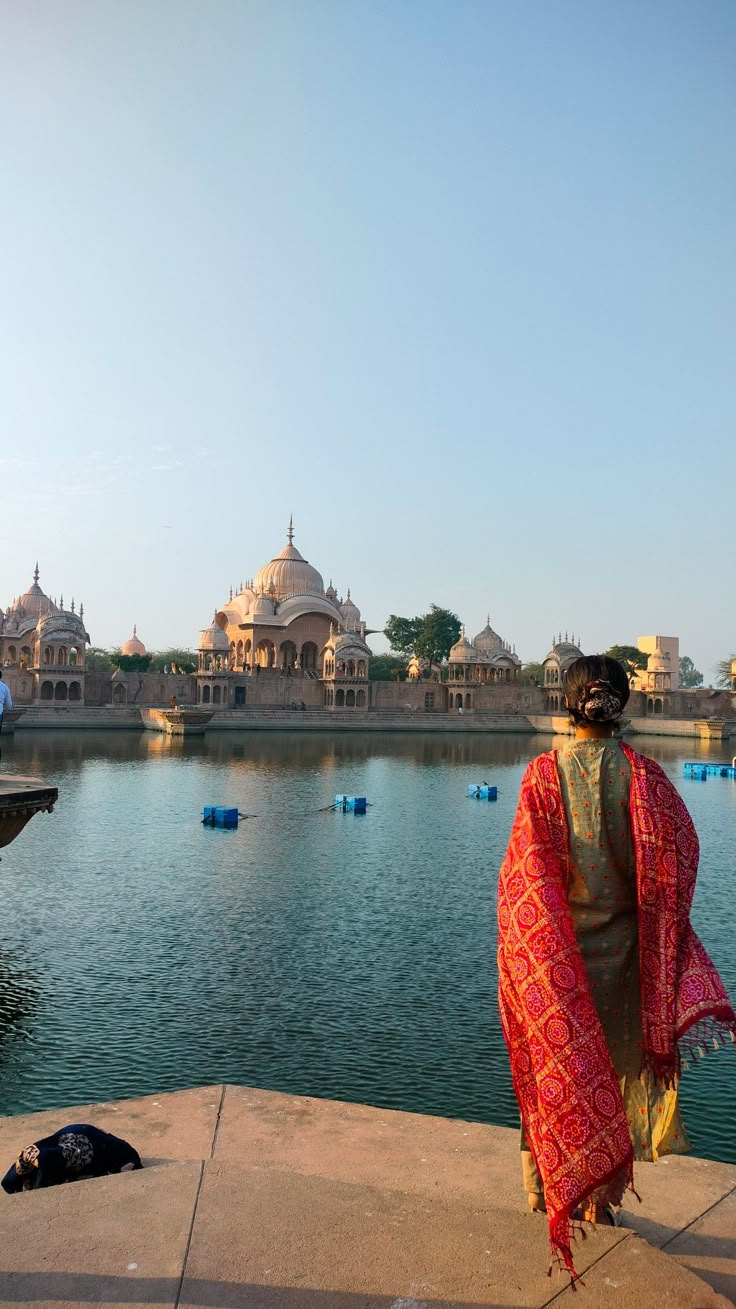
[0,1084,733,1308]
[11,704,736,738]
[14,706,537,733]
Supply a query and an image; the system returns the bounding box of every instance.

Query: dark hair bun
[579,685,623,722]
[562,656,630,726]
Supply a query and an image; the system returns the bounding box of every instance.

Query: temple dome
[449,629,479,662]
[340,590,360,631]
[252,592,276,617]
[199,616,229,651]
[544,634,583,664]
[647,641,671,674]
[473,617,503,652]
[17,565,58,620]
[253,520,324,599]
[331,631,370,657]
[121,626,146,656]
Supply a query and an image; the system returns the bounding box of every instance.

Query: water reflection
[0,952,40,1051]
[0,728,733,1162]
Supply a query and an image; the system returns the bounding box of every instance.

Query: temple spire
[287,513,294,545]
[33,562,39,584]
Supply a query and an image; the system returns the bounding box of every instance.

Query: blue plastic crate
[203,806,239,828]
[335,795,367,813]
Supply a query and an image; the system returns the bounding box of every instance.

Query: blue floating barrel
[468,784,498,800]
[203,806,239,828]
[335,794,367,813]
[683,764,707,781]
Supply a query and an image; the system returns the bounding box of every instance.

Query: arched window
[113,683,127,704]
[647,697,654,714]
[356,689,366,707]
[223,685,228,701]
[456,693,463,709]
[654,698,663,714]
[346,660,356,677]
[20,645,32,667]
[336,688,345,706]
[346,689,355,707]
[256,640,275,668]
[68,681,82,701]
[69,647,78,666]
[301,641,318,672]
[43,646,53,665]
[357,660,366,677]
[54,682,68,701]
[202,685,211,703]
[57,647,68,666]
[236,640,244,666]
[213,685,221,704]
[40,680,53,700]
[280,640,297,670]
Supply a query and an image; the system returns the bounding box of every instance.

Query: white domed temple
[0,565,90,703]
[196,519,372,708]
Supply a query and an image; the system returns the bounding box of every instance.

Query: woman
[497,655,735,1280]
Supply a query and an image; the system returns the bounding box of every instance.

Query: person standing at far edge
[497,654,736,1282]
[0,671,12,764]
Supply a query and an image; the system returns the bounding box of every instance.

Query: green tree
[605,645,648,678]
[679,655,703,689]
[148,648,198,672]
[116,652,152,672]
[414,605,461,667]
[385,607,460,667]
[368,654,407,682]
[714,654,736,688]
[520,661,544,686]
[85,647,117,672]
[383,615,421,657]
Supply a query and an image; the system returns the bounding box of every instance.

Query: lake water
[1,729,735,1163]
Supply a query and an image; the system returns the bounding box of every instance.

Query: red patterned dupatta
[497,745,736,1279]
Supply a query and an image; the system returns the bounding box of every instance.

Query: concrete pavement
[0,1084,733,1308]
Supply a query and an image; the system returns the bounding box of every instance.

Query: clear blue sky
[2,1,734,676]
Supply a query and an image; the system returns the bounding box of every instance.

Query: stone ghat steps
[15,705,142,727]
[0,1085,733,1309]
[211,708,536,732]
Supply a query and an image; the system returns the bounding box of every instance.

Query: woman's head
[562,655,630,726]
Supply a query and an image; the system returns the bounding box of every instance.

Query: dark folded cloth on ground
[1,1123,142,1193]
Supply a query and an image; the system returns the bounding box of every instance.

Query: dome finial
[133,624,137,636]
[287,513,294,545]
[33,562,39,584]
